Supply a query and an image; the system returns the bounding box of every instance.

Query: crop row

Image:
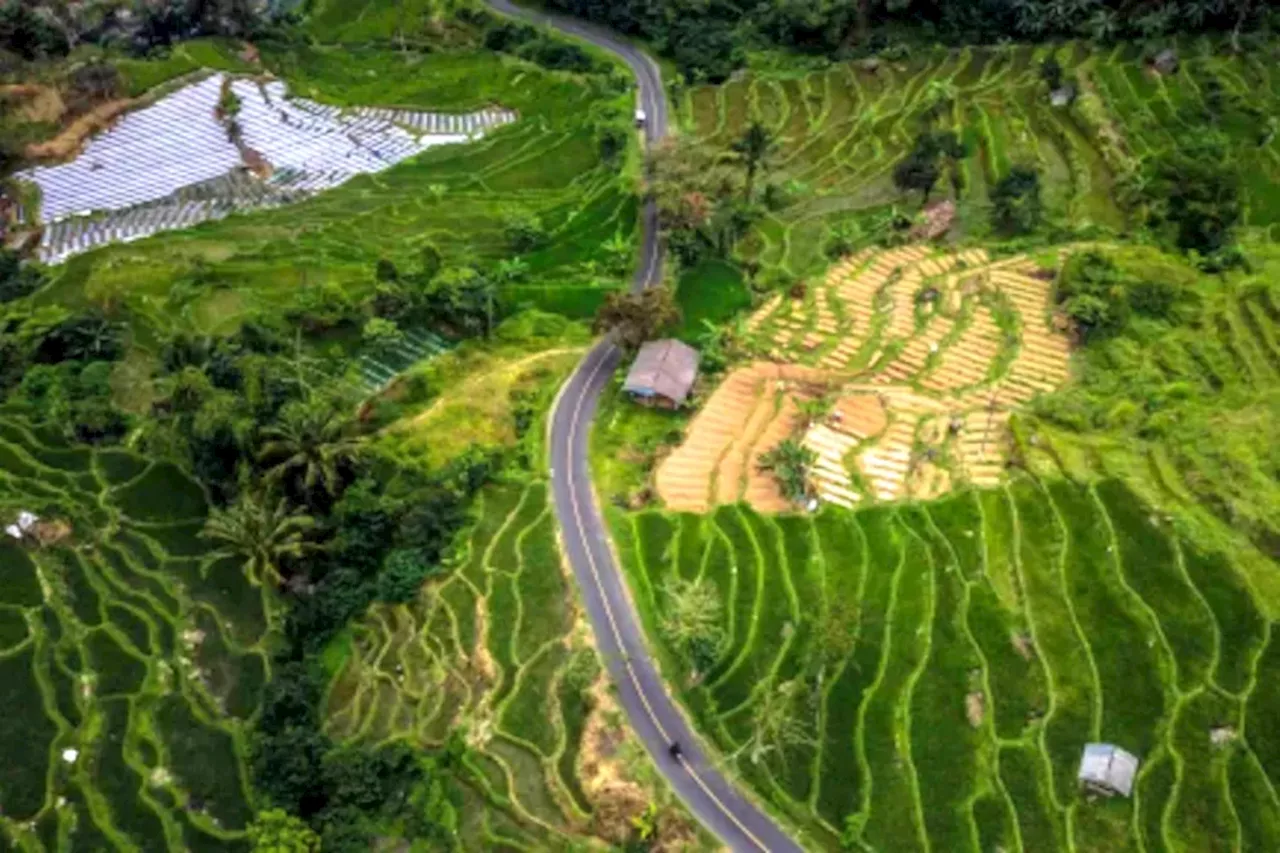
[685,38,1280,279]
[620,475,1280,850]
[323,481,658,850]
[0,408,269,851]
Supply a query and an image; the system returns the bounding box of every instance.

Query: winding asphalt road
[489,2,803,850]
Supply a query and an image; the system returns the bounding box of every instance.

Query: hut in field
[1151,48,1179,75]
[623,339,699,409]
[1078,743,1139,797]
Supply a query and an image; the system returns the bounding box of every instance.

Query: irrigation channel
[487,2,803,850]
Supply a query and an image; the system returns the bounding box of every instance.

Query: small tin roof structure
[5,511,39,541]
[622,339,700,406]
[1078,743,1139,797]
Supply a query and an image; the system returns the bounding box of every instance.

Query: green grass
[859,517,931,851]
[0,646,56,820]
[115,40,254,96]
[672,259,753,343]
[905,508,982,853]
[113,463,208,523]
[1096,479,1217,693]
[610,471,1280,849]
[1009,480,1097,804]
[153,692,252,830]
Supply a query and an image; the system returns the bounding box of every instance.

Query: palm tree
[732,121,777,201]
[1088,9,1119,42]
[201,494,316,587]
[258,403,362,503]
[494,257,529,284]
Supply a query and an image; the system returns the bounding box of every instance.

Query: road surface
[488,2,804,850]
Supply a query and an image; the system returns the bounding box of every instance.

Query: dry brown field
[654,244,1073,511]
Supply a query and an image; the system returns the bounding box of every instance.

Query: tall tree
[592,286,680,350]
[258,402,363,504]
[991,165,1044,235]
[202,493,316,587]
[732,121,776,201]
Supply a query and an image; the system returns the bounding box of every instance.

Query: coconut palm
[258,403,363,503]
[1088,8,1119,42]
[201,493,316,587]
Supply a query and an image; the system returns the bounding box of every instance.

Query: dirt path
[404,347,585,429]
[24,99,138,161]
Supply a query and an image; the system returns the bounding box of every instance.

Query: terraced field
[324,481,703,850]
[683,39,1280,278]
[42,47,636,332]
[0,406,269,850]
[656,244,1069,512]
[616,474,1280,851]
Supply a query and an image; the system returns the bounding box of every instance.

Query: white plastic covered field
[18,74,517,264]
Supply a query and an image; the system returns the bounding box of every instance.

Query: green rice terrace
[323,480,706,849]
[0,405,269,850]
[599,239,1280,851]
[613,473,1280,852]
[681,37,1280,280]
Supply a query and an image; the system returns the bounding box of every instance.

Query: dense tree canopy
[593,286,681,350]
[546,0,1273,80]
[0,0,282,58]
[991,165,1044,235]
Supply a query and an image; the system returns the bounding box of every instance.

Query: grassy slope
[0,6,637,850]
[604,38,1280,844]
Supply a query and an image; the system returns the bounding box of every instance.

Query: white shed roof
[1078,743,1139,797]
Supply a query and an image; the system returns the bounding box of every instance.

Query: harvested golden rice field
[657,245,1071,511]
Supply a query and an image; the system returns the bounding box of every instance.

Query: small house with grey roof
[622,339,700,409]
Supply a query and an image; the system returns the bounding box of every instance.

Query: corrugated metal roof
[1078,743,1139,797]
[622,339,700,405]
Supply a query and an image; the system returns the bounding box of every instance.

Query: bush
[1055,251,1129,341]
[376,548,436,603]
[1143,132,1242,256]
[1040,56,1063,90]
[71,398,129,444]
[32,311,124,364]
[248,809,320,853]
[892,130,965,202]
[64,62,121,113]
[824,220,862,260]
[516,38,598,73]
[288,282,362,333]
[991,165,1043,235]
[361,317,405,360]
[502,209,549,254]
[0,2,68,58]
[483,21,537,52]
[757,438,816,504]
